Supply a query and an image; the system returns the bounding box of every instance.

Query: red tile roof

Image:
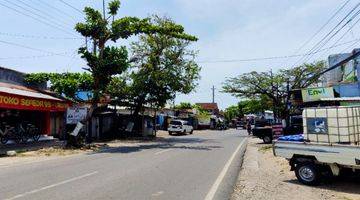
[196,103,219,110]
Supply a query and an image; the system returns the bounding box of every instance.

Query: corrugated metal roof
[0,86,62,101]
[320,97,360,101]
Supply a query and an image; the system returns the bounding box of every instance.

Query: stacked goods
[303,106,360,145]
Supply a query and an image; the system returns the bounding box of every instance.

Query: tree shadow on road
[92,137,223,154]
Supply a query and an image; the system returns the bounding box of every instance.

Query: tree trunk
[133,103,142,117]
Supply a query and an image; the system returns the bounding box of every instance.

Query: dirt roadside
[231,137,360,200]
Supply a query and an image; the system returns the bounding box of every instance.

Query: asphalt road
[0,129,248,200]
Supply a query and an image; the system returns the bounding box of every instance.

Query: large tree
[223,61,326,120]
[120,16,200,116]
[75,1,197,105]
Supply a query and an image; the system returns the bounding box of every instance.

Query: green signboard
[301,87,334,102]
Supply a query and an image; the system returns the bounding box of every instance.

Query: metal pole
[103,0,106,20]
[212,86,215,103]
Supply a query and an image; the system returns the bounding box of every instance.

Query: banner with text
[0,92,68,111]
[301,87,334,102]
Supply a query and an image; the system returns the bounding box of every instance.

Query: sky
[0,0,359,110]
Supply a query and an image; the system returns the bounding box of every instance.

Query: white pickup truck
[273,141,360,185]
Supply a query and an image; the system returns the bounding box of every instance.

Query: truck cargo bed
[273,141,360,168]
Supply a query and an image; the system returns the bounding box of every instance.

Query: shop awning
[0,82,69,111]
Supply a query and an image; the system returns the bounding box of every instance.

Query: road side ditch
[231,137,360,200]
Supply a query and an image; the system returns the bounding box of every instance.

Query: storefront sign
[301,87,334,102]
[0,92,68,111]
[272,124,283,139]
[66,107,88,124]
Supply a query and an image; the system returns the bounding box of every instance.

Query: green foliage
[224,105,240,122]
[192,104,211,121]
[117,15,200,114]
[74,1,198,103]
[224,97,272,122]
[239,96,272,115]
[174,102,193,110]
[108,0,120,16]
[25,73,93,100]
[223,61,326,119]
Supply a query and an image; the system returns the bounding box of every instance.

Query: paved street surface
[0,129,247,200]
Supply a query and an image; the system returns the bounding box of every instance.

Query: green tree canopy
[75,1,197,103]
[223,61,326,119]
[174,102,194,110]
[238,96,272,115]
[25,72,93,101]
[116,16,200,115]
[224,105,240,122]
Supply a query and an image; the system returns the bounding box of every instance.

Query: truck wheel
[263,136,272,144]
[168,131,172,135]
[295,163,320,186]
[0,137,8,145]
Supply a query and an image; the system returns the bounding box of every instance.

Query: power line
[0,39,70,56]
[0,1,75,36]
[58,0,83,14]
[341,34,360,52]
[35,0,78,22]
[0,32,81,40]
[197,38,360,64]
[0,52,70,60]
[292,1,360,67]
[314,14,360,61]
[3,0,75,35]
[283,0,351,67]
[294,2,360,66]
[298,2,360,65]
[302,7,360,64]
[16,0,74,28]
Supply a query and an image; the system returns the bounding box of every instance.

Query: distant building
[196,103,219,115]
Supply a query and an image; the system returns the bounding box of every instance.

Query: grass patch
[258,145,272,153]
[15,149,27,154]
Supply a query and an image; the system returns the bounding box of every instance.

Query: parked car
[253,116,303,144]
[168,120,193,135]
[235,121,245,129]
[251,119,273,143]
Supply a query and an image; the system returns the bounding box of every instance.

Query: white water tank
[303,106,360,144]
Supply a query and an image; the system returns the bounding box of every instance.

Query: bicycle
[26,123,41,142]
[19,123,41,143]
[0,122,20,144]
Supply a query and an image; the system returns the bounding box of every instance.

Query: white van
[168,120,193,135]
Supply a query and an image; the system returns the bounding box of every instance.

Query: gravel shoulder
[231,137,360,200]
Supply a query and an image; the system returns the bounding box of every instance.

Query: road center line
[204,139,247,200]
[155,149,173,155]
[4,171,98,200]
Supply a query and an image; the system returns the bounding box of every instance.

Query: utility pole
[103,0,106,20]
[211,85,215,103]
